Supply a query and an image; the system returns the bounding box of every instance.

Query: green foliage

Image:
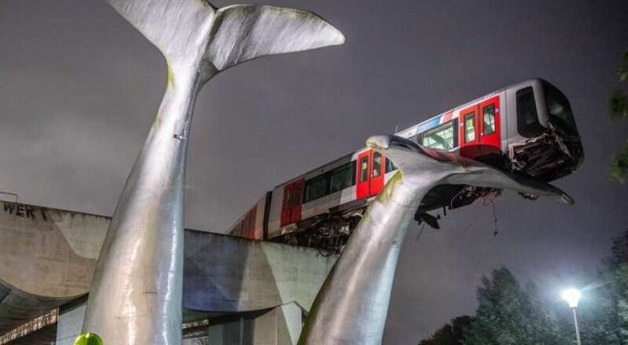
[418,316,473,345]
[618,51,628,84]
[417,233,628,345]
[610,89,628,121]
[583,231,628,344]
[609,232,628,330]
[611,142,628,184]
[549,231,628,344]
[609,50,628,183]
[464,268,566,345]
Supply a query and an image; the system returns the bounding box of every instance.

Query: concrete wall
[0,202,105,298]
[53,298,303,345]
[0,202,105,334]
[183,303,303,345]
[0,202,336,337]
[184,230,337,313]
[55,301,86,345]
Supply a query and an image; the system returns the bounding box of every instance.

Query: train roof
[397,78,547,138]
[272,78,551,189]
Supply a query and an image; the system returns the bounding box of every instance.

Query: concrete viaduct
[0,201,336,344]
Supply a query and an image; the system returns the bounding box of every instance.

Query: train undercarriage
[508,130,580,181]
[272,130,580,253]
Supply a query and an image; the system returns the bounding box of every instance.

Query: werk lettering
[3,203,47,221]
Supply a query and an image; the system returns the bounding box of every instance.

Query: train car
[226,194,269,240]
[228,79,583,252]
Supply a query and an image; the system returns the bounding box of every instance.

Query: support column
[55,300,86,345]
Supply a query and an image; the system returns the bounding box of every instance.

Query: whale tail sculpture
[107,0,344,76]
[299,135,573,345]
[80,1,343,344]
[367,135,574,204]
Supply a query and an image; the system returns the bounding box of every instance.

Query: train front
[509,79,584,181]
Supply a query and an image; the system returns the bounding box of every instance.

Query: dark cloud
[1,0,627,343]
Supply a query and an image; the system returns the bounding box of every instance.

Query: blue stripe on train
[416,115,442,134]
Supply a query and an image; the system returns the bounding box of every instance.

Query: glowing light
[561,288,581,308]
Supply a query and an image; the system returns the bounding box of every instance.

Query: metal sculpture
[80,1,343,344]
[299,135,573,345]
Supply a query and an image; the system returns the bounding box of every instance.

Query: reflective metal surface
[299,135,572,345]
[81,1,343,344]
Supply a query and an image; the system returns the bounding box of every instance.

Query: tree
[418,233,628,345]
[597,230,628,343]
[418,316,473,345]
[607,231,628,337]
[609,50,628,183]
[577,231,628,344]
[464,268,566,345]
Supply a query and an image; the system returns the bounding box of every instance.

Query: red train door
[280,183,293,226]
[291,179,304,223]
[459,104,480,159]
[478,96,501,155]
[371,152,385,195]
[357,151,370,199]
[356,150,385,199]
[280,179,304,227]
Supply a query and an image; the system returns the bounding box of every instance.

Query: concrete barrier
[0,202,336,336]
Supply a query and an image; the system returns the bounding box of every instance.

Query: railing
[0,308,211,344]
[0,309,58,344]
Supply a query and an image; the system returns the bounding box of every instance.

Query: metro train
[228,79,584,252]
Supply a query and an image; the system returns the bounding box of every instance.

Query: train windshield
[517,87,544,138]
[544,82,578,134]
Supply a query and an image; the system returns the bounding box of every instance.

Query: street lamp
[561,288,582,345]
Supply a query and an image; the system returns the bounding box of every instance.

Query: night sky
[1,0,628,343]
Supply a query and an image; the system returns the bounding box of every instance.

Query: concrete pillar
[51,300,303,344]
[202,303,303,345]
[278,303,302,345]
[55,300,86,345]
[206,324,224,344]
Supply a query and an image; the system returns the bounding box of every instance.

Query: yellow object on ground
[73,332,103,345]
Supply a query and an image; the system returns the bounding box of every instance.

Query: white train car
[228,79,583,251]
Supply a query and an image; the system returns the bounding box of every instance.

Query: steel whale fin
[89,2,344,344]
[301,136,574,344]
[207,5,345,72]
[106,0,344,74]
[106,0,216,63]
[367,135,574,205]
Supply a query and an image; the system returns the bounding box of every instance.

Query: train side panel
[266,150,405,240]
[267,153,357,239]
[231,79,583,245]
[227,195,266,240]
[267,184,288,239]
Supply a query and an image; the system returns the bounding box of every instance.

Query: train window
[543,82,577,134]
[385,158,397,173]
[422,122,455,150]
[483,104,495,135]
[360,156,369,182]
[464,113,476,143]
[330,162,355,193]
[372,152,382,177]
[516,87,544,138]
[305,175,329,203]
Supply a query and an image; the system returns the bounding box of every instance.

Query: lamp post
[561,288,582,345]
